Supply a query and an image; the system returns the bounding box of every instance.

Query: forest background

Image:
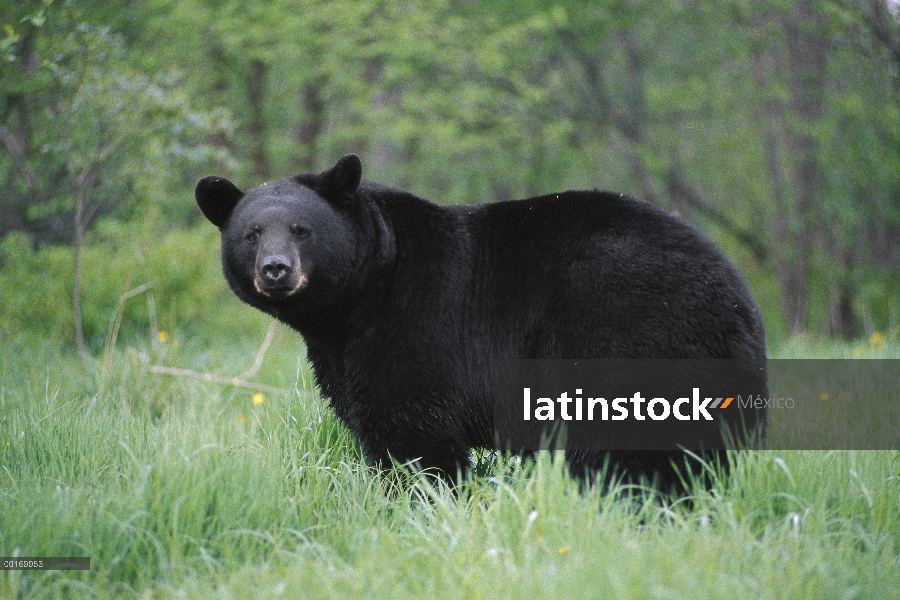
[0,0,898,358]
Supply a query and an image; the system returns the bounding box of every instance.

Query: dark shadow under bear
[196,153,767,492]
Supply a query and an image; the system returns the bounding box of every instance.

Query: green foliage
[3,0,898,341]
[46,21,235,219]
[1,1,236,242]
[0,1,52,59]
[0,221,271,351]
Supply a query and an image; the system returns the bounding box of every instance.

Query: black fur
[196,154,767,490]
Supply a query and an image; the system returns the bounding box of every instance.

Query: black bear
[196,153,767,491]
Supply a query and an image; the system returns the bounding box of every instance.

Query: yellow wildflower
[252,393,265,405]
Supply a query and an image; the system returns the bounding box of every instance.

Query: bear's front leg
[356,424,473,483]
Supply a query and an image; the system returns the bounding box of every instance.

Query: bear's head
[196,154,371,313]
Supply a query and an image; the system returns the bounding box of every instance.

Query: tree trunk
[749,32,810,333]
[247,59,269,181]
[0,33,39,238]
[746,2,834,335]
[73,178,87,368]
[72,163,96,369]
[295,82,324,173]
[365,56,405,179]
[783,0,855,336]
[204,34,232,153]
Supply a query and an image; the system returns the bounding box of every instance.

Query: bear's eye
[246,230,259,244]
[291,224,310,238]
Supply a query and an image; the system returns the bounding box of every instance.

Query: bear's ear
[195,176,244,229]
[319,153,362,199]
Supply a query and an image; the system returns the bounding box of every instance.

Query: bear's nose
[261,255,291,282]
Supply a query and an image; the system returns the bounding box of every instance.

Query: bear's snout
[254,253,306,298]
[261,255,292,282]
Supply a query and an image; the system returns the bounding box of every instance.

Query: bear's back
[446,191,765,361]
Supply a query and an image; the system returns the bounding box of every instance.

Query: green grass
[1,332,899,599]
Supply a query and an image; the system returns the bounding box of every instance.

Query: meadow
[1,320,899,599]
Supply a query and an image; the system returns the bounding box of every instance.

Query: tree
[1,4,234,365]
[2,0,897,343]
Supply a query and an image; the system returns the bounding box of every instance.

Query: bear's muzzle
[254,254,307,298]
